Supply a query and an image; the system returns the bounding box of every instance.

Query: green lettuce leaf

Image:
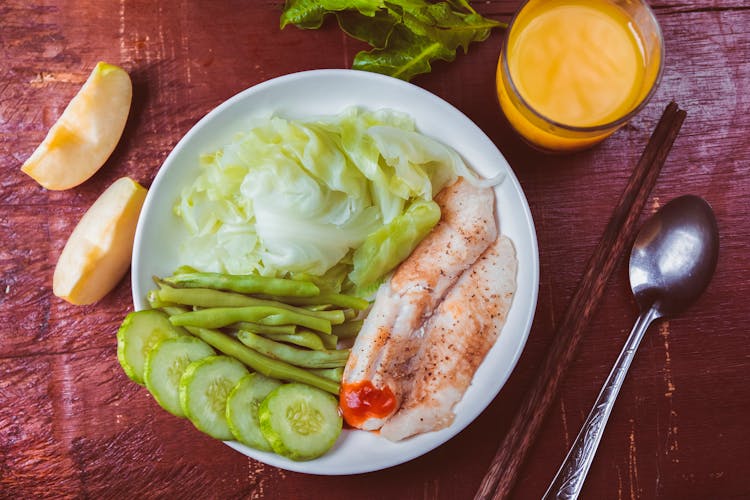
[336,8,398,49]
[280,0,503,81]
[352,24,454,81]
[280,0,384,29]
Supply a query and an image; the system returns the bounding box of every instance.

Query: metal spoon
[543,195,719,500]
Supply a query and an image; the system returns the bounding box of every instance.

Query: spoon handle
[543,307,659,500]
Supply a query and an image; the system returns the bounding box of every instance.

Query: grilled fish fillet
[340,178,498,430]
[379,235,517,441]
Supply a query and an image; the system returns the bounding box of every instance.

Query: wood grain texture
[1,1,749,499]
[475,103,687,500]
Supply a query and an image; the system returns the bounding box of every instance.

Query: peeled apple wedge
[53,177,147,305]
[21,62,132,190]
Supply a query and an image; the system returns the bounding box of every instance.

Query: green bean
[156,285,345,323]
[261,331,325,351]
[182,325,339,394]
[231,322,296,335]
[237,330,349,369]
[169,306,331,333]
[146,288,175,309]
[305,329,338,350]
[331,319,364,339]
[262,293,369,310]
[161,304,296,336]
[157,284,264,308]
[173,265,199,275]
[311,309,346,324]
[161,306,340,393]
[295,328,338,349]
[309,367,344,383]
[258,313,331,334]
[160,305,188,316]
[303,304,333,311]
[164,271,320,297]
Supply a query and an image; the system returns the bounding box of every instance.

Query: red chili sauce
[340,381,397,428]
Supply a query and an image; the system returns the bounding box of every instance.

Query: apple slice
[53,177,147,305]
[21,62,132,190]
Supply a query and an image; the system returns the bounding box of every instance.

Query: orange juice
[497,0,662,152]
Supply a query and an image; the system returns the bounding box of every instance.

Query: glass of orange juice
[496,0,664,153]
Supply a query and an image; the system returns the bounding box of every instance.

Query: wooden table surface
[1,1,748,498]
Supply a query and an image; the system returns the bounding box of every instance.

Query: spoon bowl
[544,195,719,499]
[630,195,719,318]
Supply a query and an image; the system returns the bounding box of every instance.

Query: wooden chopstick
[474,102,687,500]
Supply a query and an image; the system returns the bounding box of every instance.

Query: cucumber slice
[225,373,282,451]
[116,309,185,385]
[144,336,215,417]
[178,355,249,440]
[258,383,342,461]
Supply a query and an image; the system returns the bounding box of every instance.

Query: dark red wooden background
[1,1,748,498]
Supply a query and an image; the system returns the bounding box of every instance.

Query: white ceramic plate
[132,69,539,475]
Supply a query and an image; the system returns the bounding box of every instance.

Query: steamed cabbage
[348,199,441,291]
[174,107,495,294]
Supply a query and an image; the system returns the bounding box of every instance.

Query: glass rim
[501,0,666,134]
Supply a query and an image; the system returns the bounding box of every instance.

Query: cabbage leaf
[349,198,441,292]
[175,108,488,294]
